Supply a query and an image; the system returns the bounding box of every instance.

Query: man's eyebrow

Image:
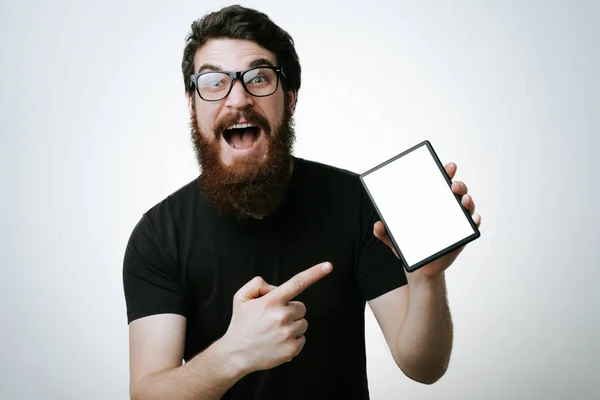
[197,63,222,73]
[197,58,275,74]
[248,58,275,68]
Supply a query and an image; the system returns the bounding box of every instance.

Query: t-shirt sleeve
[355,181,408,301]
[122,214,186,324]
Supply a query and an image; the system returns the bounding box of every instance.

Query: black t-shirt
[123,156,407,399]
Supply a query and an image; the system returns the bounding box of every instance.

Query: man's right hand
[221,261,334,374]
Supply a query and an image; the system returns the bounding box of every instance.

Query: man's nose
[225,79,253,110]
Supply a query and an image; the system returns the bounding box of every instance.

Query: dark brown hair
[181,5,301,98]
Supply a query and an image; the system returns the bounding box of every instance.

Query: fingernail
[321,262,332,272]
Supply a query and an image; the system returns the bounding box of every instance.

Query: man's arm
[128,263,333,399]
[366,161,481,383]
[128,313,245,400]
[368,272,452,384]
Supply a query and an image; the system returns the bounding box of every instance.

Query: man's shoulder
[295,156,361,184]
[142,176,202,223]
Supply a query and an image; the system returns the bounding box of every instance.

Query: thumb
[373,221,398,258]
[233,276,277,303]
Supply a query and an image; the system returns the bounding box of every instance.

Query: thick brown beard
[190,99,296,220]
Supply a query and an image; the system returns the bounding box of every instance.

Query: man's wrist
[407,270,446,292]
[212,336,249,381]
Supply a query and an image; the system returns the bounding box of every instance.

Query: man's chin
[217,149,270,181]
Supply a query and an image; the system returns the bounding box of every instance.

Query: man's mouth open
[222,122,264,152]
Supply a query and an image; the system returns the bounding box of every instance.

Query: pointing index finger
[270,262,333,303]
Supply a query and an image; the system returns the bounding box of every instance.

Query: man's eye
[198,73,228,88]
[247,75,271,85]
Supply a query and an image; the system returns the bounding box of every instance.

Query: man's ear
[187,93,194,115]
[287,90,297,114]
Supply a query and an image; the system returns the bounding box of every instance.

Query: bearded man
[123,5,481,400]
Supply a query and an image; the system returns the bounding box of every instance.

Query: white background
[1,0,598,399]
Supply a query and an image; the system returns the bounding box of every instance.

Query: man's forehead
[193,38,277,71]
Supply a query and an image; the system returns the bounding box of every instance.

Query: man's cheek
[202,124,217,140]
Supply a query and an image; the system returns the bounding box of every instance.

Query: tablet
[359,140,480,273]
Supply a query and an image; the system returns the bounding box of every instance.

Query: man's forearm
[131,338,247,400]
[395,273,453,384]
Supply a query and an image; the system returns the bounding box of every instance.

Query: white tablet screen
[361,144,476,269]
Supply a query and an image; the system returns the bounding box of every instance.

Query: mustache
[214,109,271,139]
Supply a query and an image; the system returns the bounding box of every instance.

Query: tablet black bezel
[359,140,481,273]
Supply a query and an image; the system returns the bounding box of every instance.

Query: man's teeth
[228,123,256,129]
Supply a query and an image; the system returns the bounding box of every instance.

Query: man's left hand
[373,162,481,280]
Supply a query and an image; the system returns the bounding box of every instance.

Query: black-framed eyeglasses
[190,66,287,102]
